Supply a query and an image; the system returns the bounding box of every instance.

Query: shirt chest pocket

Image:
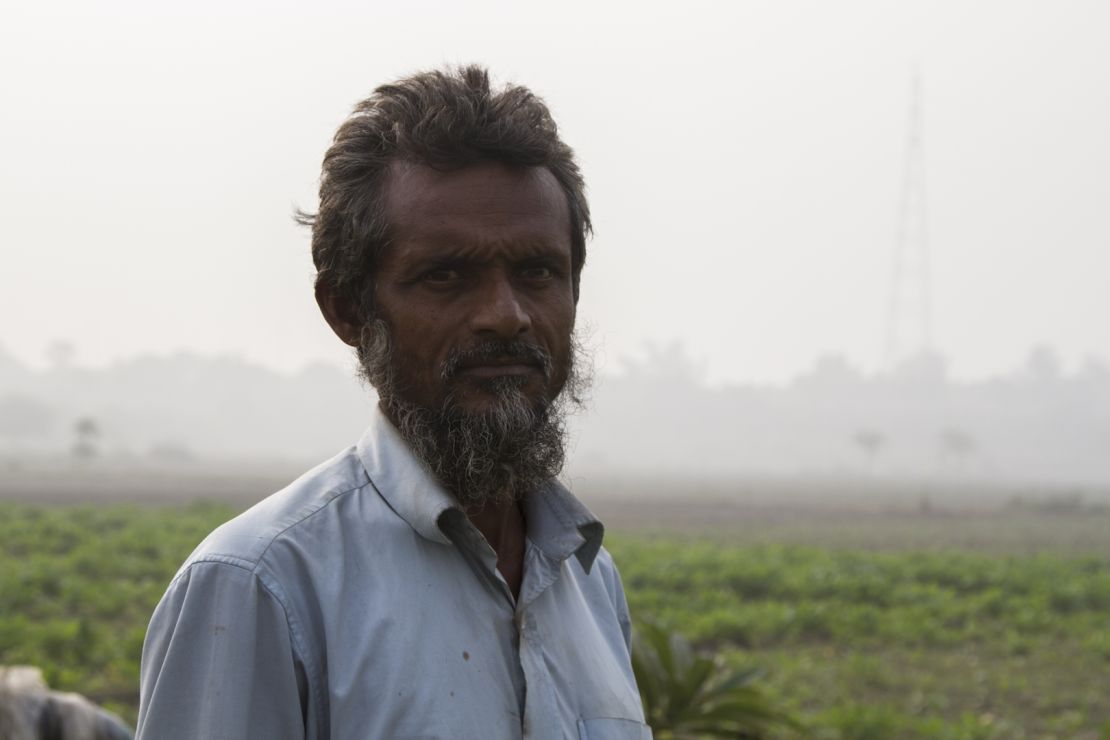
[577,717,654,740]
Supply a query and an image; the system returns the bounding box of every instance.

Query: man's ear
[315,283,363,348]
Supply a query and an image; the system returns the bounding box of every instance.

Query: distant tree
[853,429,886,467]
[938,427,976,463]
[624,340,705,383]
[72,417,101,460]
[1024,345,1062,383]
[795,353,863,393]
[1077,354,1109,381]
[1077,355,1110,402]
[887,350,948,387]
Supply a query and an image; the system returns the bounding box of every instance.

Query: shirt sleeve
[136,560,308,740]
[612,566,634,655]
[596,549,635,655]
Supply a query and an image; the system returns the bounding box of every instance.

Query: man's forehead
[381,160,570,233]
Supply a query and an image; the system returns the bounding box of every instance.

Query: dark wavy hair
[297,65,591,318]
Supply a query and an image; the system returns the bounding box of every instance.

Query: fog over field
[2,341,1107,492]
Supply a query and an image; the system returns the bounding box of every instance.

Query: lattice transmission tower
[884,69,934,368]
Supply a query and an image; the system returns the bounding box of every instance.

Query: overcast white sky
[1,0,1107,384]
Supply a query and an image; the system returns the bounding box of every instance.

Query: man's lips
[456,358,541,378]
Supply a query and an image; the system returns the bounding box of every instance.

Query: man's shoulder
[590,544,623,591]
[178,445,373,577]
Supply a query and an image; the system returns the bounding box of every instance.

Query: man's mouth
[456,358,541,378]
[443,340,554,381]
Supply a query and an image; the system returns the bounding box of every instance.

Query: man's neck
[467,499,526,601]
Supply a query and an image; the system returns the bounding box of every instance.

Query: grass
[0,501,236,724]
[1,499,1108,738]
[607,530,1110,739]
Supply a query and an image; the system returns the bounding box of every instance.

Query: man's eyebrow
[510,241,571,258]
[401,236,569,259]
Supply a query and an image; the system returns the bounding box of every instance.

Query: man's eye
[423,269,461,283]
[520,266,553,280]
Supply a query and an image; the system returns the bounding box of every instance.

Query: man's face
[372,161,577,416]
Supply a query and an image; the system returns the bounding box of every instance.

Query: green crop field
[1,497,1108,739]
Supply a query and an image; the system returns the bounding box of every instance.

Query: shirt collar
[356,404,605,571]
[356,404,455,545]
[525,479,604,574]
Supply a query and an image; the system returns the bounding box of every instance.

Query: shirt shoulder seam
[250,479,369,571]
[169,554,256,588]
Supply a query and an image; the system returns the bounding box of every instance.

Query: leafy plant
[631,620,800,739]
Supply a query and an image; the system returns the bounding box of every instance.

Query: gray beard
[357,319,587,511]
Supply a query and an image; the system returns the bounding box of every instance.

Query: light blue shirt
[137,407,650,739]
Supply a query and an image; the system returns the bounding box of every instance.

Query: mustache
[440,339,554,381]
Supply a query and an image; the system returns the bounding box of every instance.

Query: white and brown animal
[0,667,132,740]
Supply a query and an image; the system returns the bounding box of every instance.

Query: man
[136,66,650,740]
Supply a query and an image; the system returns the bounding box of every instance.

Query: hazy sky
[2,0,1108,384]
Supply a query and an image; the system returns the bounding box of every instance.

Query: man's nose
[469,276,531,337]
